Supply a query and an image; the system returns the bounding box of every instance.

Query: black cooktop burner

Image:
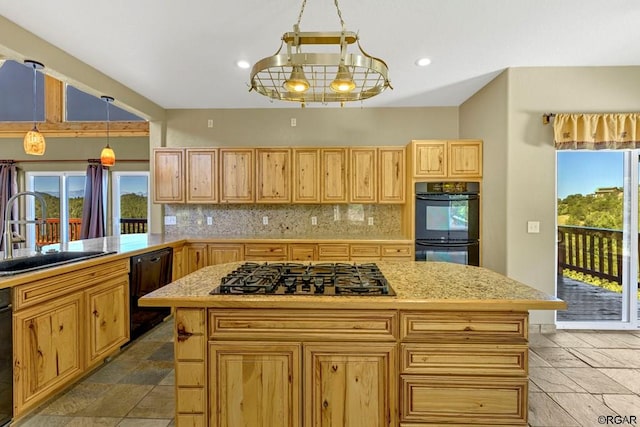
[210,262,395,296]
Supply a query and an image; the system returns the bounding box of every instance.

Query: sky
[33,175,148,196]
[557,151,624,199]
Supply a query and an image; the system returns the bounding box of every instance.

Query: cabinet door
[321,148,348,203]
[256,148,291,203]
[86,277,129,367]
[304,343,396,427]
[449,140,482,178]
[186,243,208,273]
[293,148,320,203]
[186,148,218,203]
[412,141,446,178]
[220,148,254,203]
[378,147,405,203]
[210,342,301,427]
[349,148,377,203]
[173,245,185,281]
[208,244,244,265]
[153,148,185,203]
[244,243,287,261]
[13,292,83,415]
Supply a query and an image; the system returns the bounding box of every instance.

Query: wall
[459,70,509,274]
[462,66,640,325]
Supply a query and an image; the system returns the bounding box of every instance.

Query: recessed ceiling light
[236,60,250,69]
[415,57,432,67]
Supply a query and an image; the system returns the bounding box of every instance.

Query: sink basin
[0,251,116,276]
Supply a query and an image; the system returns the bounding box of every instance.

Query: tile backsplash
[164,204,403,238]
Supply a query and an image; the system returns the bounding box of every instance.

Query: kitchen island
[139,261,565,427]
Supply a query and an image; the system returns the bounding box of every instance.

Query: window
[556,150,639,329]
[0,59,45,122]
[26,171,107,245]
[66,85,144,122]
[112,172,149,236]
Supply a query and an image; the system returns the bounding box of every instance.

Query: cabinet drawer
[318,244,349,259]
[401,344,527,376]
[176,308,206,335]
[400,375,527,425]
[176,414,205,427]
[381,244,413,258]
[400,312,528,343]
[210,309,397,341]
[14,258,129,310]
[349,244,381,258]
[244,243,287,259]
[176,362,206,387]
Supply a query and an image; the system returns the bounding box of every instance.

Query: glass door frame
[556,150,640,330]
[111,171,150,237]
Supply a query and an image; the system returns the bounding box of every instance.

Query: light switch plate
[527,221,540,233]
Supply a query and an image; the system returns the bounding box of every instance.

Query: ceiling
[1,0,640,110]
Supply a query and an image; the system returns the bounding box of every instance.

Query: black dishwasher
[0,288,12,426]
[129,247,173,340]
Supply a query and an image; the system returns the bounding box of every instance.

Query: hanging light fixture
[23,60,46,155]
[100,96,115,167]
[249,0,391,106]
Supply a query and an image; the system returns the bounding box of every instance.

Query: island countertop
[139,261,566,311]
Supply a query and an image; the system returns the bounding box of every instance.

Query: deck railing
[557,225,624,285]
[36,217,147,244]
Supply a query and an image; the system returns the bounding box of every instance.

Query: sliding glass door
[556,151,639,329]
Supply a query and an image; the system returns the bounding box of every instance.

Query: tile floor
[13,320,640,427]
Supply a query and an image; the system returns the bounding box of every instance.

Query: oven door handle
[416,194,478,201]
[416,240,476,247]
[0,305,11,314]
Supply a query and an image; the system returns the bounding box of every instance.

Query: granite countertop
[139,261,566,311]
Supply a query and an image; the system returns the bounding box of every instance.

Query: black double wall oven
[415,181,480,266]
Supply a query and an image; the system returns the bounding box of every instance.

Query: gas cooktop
[210,262,395,296]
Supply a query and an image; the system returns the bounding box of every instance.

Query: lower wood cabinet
[12,259,130,418]
[207,243,244,265]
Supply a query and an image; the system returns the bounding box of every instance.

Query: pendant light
[23,60,46,155]
[100,96,115,167]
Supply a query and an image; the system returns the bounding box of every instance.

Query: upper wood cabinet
[256,148,291,203]
[292,148,320,204]
[378,147,405,203]
[220,148,254,203]
[153,148,185,203]
[186,148,218,203]
[350,148,377,203]
[411,140,482,179]
[449,140,483,177]
[321,148,348,203]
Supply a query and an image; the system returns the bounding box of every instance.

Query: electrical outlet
[527,221,540,233]
[311,216,317,225]
[262,216,269,225]
[368,217,374,226]
[207,216,213,225]
[207,119,213,128]
[333,205,340,221]
[164,215,177,225]
[290,118,297,127]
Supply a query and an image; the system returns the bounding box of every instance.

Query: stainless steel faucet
[3,191,48,259]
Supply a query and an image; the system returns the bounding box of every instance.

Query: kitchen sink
[0,251,116,276]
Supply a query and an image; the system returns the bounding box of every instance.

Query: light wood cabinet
[449,140,483,177]
[378,147,405,203]
[172,245,185,281]
[207,243,244,265]
[321,148,348,203]
[350,244,381,261]
[186,148,218,203]
[292,148,320,203]
[380,243,413,260]
[85,277,129,367]
[318,244,350,261]
[12,259,131,417]
[244,243,287,261]
[175,308,207,425]
[210,342,301,427]
[13,292,83,415]
[256,148,291,203]
[220,148,254,203]
[288,243,318,261]
[304,343,396,427]
[153,148,185,203]
[349,148,377,203]
[411,140,482,179]
[185,243,207,273]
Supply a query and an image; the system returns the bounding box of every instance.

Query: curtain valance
[553,113,640,150]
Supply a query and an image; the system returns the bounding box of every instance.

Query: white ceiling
[1,0,640,110]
